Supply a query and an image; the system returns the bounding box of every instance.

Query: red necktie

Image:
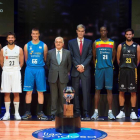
[80,40,83,55]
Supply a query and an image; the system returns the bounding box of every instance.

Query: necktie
[57,51,60,65]
[80,40,83,55]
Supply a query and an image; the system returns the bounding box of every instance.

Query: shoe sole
[91,116,98,120]
[108,116,115,120]
[3,117,10,121]
[22,115,32,120]
[130,116,137,120]
[116,116,125,119]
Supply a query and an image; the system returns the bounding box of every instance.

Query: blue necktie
[57,51,60,65]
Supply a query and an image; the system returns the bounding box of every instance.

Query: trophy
[63,86,75,117]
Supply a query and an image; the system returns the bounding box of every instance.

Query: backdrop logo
[32,128,107,140]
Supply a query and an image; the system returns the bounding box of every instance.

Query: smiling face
[100,27,108,38]
[55,38,64,50]
[31,30,40,41]
[125,31,134,42]
[7,35,16,45]
[76,27,85,39]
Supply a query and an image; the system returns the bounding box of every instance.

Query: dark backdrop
[0,0,140,117]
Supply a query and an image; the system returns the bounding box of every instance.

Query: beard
[8,41,15,45]
[126,38,132,42]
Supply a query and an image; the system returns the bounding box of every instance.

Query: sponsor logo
[133,45,136,47]
[39,46,42,49]
[30,51,34,55]
[5,56,8,59]
[32,128,107,140]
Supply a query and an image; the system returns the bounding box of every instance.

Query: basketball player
[22,28,48,120]
[0,32,24,120]
[91,26,116,120]
[116,28,140,119]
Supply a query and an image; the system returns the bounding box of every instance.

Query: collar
[56,48,63,52]
[77,37,84,42]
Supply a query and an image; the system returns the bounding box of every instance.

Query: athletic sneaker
[14,113,21,120]
[3,113,10,120]
[130,112,137,120]
[22,111,32,120]
[37,111,48,120]
[108,112,115,120]
[91,112,98,120]
[116,111,125,118]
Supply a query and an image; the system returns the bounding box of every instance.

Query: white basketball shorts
[1,70,22,93]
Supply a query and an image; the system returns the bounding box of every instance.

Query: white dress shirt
[56,48,63,63]
[77,37,84,50]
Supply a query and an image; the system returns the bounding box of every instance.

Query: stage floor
[0,120,140,140]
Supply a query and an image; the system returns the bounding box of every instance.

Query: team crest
[127,50,130,53]
[5,49,7,54]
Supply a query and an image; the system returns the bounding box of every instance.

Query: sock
[26,103,31,112]
[5,102,10,114]
[131,107,136,112]
[108,110,112,113]
[38,104,43,113]
[95,109,98,113]
[14,102,19,114]
[120,106,124,112]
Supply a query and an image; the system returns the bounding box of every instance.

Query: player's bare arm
[137,44,140,66]
[44,44,48,62]
[92,41,96,66]
[0,49,4,67]
[24,44,28,62]
[112,43,116,62]
[19,48,24,68]
[117,44,122,65]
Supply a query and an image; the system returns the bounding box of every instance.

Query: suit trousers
[72,73,91,115]
[49,79,67,115]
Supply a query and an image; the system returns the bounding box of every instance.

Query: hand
[76,65,84,73]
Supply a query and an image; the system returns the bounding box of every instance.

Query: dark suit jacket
[68,38,92,77]
[46,48,71,83]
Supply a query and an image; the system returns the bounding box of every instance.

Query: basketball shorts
[95,67,113,90]
[119,68,137,92]
[23,67,46,92]
[1,70,22,93]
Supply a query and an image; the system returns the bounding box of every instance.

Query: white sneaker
[2,113,10,120]
[116,111,125,118]
[130,112,137,120]
[14,113,21,120]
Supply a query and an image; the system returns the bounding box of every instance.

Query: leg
[37,91,44,104]
[58,81,67,113]
[94,90,101,109]
[4,93,11,114]
[26,91,32,104]
[72,76,80,113]
[119,91,125,106]
[107,90,112,110]
[13,93,21,119]
[49,82,58,115]
[131,92,136,107]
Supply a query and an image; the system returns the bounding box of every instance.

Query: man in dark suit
[46,37,71,120]
[68,24,92,120]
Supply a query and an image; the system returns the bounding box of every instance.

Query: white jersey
[3,45,21,71]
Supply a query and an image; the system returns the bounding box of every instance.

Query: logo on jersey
[32,59,37,64]
[5,56,8,59]
[5,49,8,54]
[133,45,136,47]
[29,46,32,50]
[127,50,131,53]
[121,84,124,88]
[39,46,42,49]
[30,51,33,55]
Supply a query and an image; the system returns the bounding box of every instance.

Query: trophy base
[55,113,81,133]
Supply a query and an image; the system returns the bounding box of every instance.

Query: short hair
[100,26,107,31]
[32,28,40,33]
[6,32,16,38]
[77,24,86,30]
[125,28,134,34]
[55,36,64,43]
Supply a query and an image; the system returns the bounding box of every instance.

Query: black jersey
[119,42,137,69]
